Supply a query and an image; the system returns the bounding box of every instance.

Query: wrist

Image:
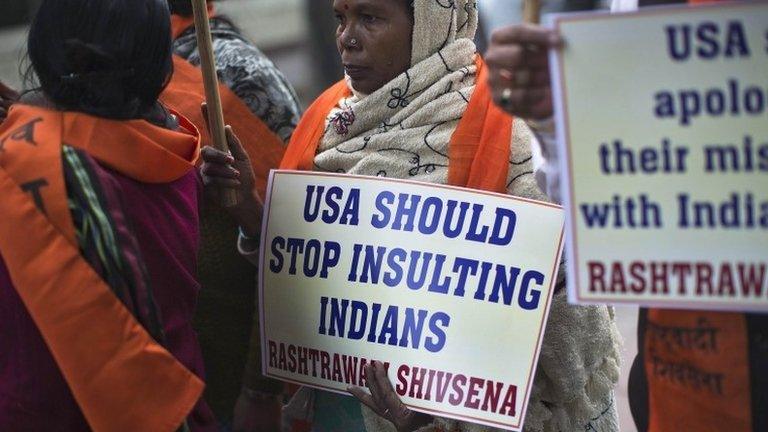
[233,197,262,237]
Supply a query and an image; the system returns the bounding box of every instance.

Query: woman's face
[333,0,413,95]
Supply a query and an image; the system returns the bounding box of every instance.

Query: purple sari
[0,152,216,431]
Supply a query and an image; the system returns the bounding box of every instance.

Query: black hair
[27,0,173,119]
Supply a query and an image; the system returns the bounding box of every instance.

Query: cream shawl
[306,1,622,431]
[312,0,532,189]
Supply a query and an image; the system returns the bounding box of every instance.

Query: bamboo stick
[523,0,542,24]
[191,0,238,207]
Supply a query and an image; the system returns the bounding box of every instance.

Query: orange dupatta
[280,57,513,194]
[0,105,204,432]
[162,6,286,199]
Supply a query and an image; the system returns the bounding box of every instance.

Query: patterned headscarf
[314,0,501,186]
[411,0,479,65]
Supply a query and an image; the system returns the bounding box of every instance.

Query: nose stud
[349,38,358,47]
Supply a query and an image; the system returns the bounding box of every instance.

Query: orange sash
[280,57,513,193]
[170,4,214,40]
[162,8,285,199]
[0,105,204,432]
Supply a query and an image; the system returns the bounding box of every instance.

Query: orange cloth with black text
[0,104,204,432]
[644,310,752,432]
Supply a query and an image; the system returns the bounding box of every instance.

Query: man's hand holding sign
[548,2,768,312]
[257,172,564,431]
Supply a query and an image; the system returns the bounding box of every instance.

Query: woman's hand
[348,361,432,432]
[199,103,262,236]
[232,389,282,432]
[0,81,20,124]
[485,24,562,120]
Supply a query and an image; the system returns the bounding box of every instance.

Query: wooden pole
[190,0,238,207]
[523,0,542,24]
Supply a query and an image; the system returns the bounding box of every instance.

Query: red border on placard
[258,170,566,431]
[552,1,768,312]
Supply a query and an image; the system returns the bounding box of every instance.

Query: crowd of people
[0,0,764,432]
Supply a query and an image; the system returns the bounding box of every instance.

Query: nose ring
[349,38,358,47]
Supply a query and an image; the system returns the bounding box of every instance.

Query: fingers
[201,146,242,189]
[200,102,211,133]
[485,44,549,70]
[202,176,241,189]
[490,67,550,90]
[490,24,562,47]
[370,362,405,417]
[348,386,386,417]
[225,126,250,162]
[365,363,388,411]
[350,362,398,418]
[492,87,553,120]
[494,87,549,109]
[373,362,410,419]
[201,146,235,165]
[352,362,428,432]
[202,161,240,180]
[373,361,394,394]
[485,24,554,121]
[200,163,242,189]
[486,25,556,120]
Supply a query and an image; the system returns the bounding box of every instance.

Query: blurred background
[0,0,636,430]
[0,0,612,105]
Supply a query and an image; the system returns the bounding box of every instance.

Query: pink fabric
[0,168,216,432]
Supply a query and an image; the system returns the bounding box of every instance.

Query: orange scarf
[0,104,203,432]
[163,6,286,199]
[169,3,215,40]
[281,57,513,194]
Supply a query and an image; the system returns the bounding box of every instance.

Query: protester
[161,1,302,430]
[485,1,768,431]
[0,0,216,430]
[201,1,622,431]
